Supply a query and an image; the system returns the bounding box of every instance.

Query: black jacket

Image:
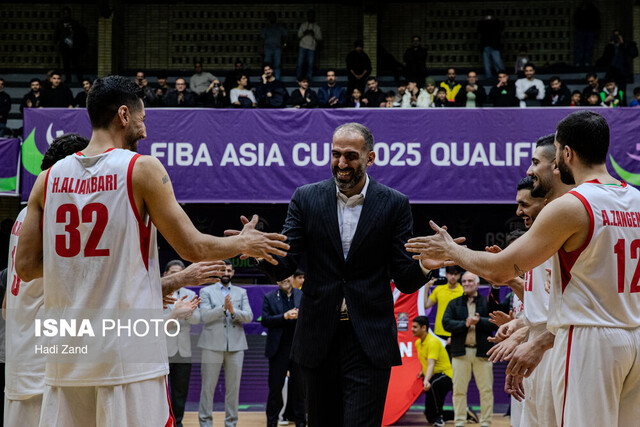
[261,288,302,359]
[289,88,317,108]
[260,178,429,368]
[543,86,572,106]
[488,82,518,107]
[443,292,498,358]
[455,84,487,107]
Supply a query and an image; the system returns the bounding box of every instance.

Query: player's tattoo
[162,175,170,184]
[514,264,526,277]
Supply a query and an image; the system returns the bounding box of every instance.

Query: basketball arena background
[1,0,639,425]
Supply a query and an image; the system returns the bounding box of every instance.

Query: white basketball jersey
[42,148,168,386]
[5,207,46,399]
[548,181,640,332]
[522,258,551,326]
[512,293,524,319]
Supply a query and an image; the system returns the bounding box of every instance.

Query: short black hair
[157,71,168,80]
[386,90,396,98]
[30,78,41,84]
[293,269,305,278]
[224,259,233,267]
[603,77,616,85]
[354,39,364,48]
[445,265,460,274]
[524,63,536,71]
[517,176,534,191]
[86,75,143,130]
[572,90,582,96]
[536,133,555,148]
[585,72,598,80]
[41,133,89,170]
[497,70,507,76]
[437,87,446,93]
[367,76,377,82]
[413,316,429,329]
[556,111,609,165]
[164,259,185,273]
[51,71,62,78]
[549,76,561,83]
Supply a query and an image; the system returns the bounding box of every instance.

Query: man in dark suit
[255,123,446,426]
[262,276,305,427]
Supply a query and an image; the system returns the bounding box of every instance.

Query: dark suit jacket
[442,293,498,358]
[261,177,429,369]
[261,288,302,359]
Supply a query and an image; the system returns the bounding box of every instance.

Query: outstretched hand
[406,221,466,269]
[181,261,227,286]
[225,215,289,265]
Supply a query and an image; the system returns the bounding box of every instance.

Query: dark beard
[220,276,231,285]
[332,164,366,193]
[557,159,576,185]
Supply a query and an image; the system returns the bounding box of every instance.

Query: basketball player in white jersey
[5,133,89,427]
[407,110,640,426]
[15,76,290,426]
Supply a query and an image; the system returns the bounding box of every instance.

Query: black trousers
[168,357,192,427]
[424,373,453,423]
[266,342,306,426]
[303,320,391,427]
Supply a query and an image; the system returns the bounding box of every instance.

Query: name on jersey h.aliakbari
[50,174,118,195]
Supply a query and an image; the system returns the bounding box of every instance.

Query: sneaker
[433,416,445,427]
[278,421,289,426]
[466,406,479,423]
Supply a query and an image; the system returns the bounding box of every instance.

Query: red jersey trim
[558,191,594,292]
[560,325,574,427]
[585,178,627,188]
[77,148,116,156]
[41,168,52,231]
[126,154,150,270]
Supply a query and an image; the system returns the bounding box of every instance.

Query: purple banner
[22,108,640,203]
[0,138,20,194]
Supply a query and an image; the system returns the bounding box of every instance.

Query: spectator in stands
[586,92,603,106]
[261,276,305,427]
[542,76,571,106]
[296,10,322,81]
[40,71,73,108]
[346,40,372,96]
[347,88,363,108]
[570,90,584,106]
[201,79,229,108]
[443,272,497,427]
[165,78,197,107]
[163,260,202,427]
[261,12,288,81]
[224,59,251,95]
[401,80,429,108]
[361,77,385,108]
[599,78,626,107]
[413,316,454,427]
[421,78,437,108]
[134,71,146,89]
[434,87,453,107]
[393,81,407,107]
[149,72,174,107]
[0,78,10,136]
[630,87,640,107]
[133,71,155,106]
[230,74,257,108]
[54,6,86,83]
[292,270,305,289]
[20,78,42,115]
[317,70,346,108]
[190,62,216,97]
[599,29,638,102]
[289,77,317,108]
[42,70,55,90]
[514,45,529,79]
[383,91,396,108]
[574,0,600,67]
[404,35,428,87]
[74,79,91,108]
[198,261,253,427]
[455,71,486,107]
[256,64,289,108]
[477,9,504,79]
[582,72,601,100]
[515,63,545,107]
[440,68,462,104]
[488,71,517,107]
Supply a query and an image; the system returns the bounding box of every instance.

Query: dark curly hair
[41,133,89,170]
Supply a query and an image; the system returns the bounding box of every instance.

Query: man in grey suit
[163,260,202,427]
[252,123,449,426]
[197,261,253,427]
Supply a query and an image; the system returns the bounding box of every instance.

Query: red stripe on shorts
[165,376,176,427]
[561,325,574,427]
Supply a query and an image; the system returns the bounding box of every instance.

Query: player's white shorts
[38,375,174,427]
[550,326,640,427]
[5,394,43,427]
[520,324,556,427]
[511,395,523,427]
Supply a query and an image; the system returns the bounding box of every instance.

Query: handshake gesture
[226,215,289,264]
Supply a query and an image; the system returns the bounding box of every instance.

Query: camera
[213,83,220,88]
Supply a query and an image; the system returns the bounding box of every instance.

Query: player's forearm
[532,329,555,350]
[508,277,525,301]
[180,234,244,264]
